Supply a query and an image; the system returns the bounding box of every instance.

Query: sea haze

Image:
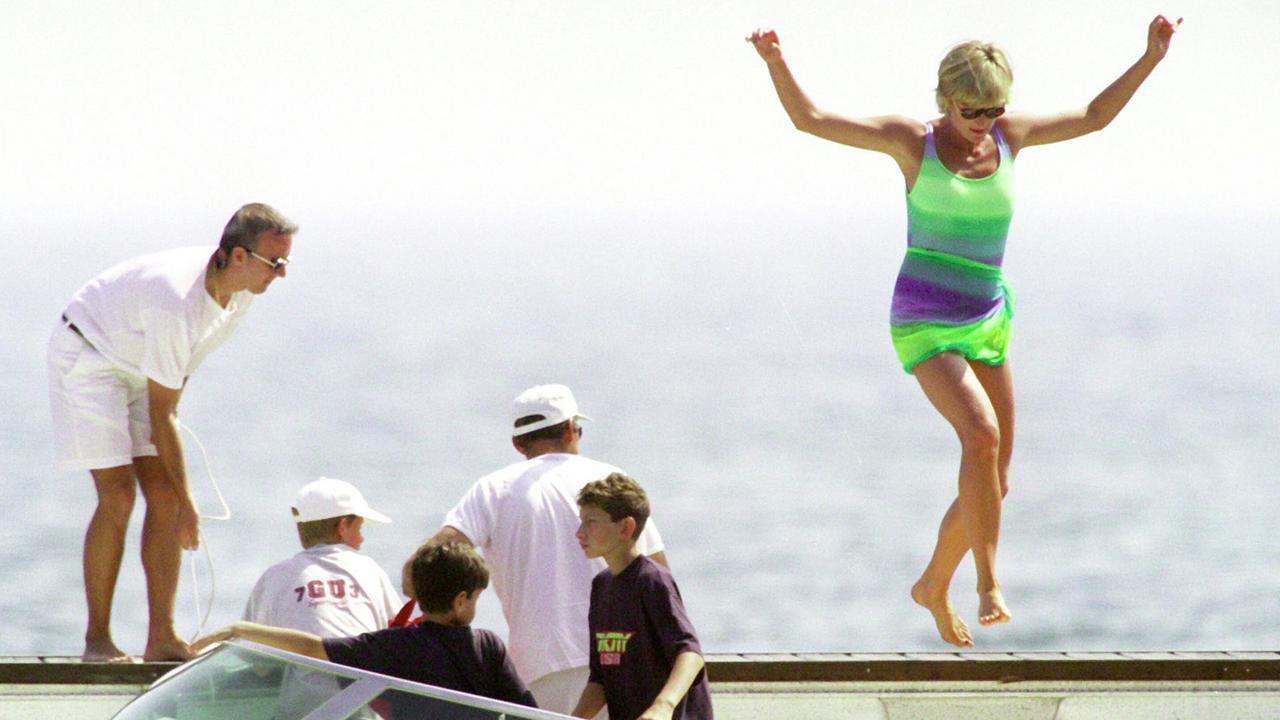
[1,210,1276,656]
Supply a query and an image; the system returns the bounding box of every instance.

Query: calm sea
[2,209,1277,656]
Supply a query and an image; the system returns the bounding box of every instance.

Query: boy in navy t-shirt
[571,473,713,720]
[193,541,536,711]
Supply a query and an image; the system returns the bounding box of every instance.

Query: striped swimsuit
[890,122,1015,373]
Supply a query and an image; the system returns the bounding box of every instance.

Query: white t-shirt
[243,544,403,638]
[443,453,665,683]
[62,246,253,390]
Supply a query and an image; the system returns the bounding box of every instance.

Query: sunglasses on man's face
[958,105,1006,120]
[242,247,291,271]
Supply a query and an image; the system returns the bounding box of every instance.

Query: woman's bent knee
[958,419,1001,457]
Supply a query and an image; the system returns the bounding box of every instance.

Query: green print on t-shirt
[595,631,634,666]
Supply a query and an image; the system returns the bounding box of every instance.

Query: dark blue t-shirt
[588,555,713,720]
[323,621,537,710]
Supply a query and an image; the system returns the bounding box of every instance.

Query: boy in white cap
[419,384,667,716]
[243,477,402,637]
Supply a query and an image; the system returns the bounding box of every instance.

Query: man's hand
[177,497,200,550]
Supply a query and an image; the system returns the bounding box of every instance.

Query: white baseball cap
[293,477,392,524]
[511,384,592,437]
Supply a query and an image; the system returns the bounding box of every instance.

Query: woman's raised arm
[1004,15,1180,153]
[747,28,920,167]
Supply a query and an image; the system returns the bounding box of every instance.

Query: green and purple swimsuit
[890,122,1016,373]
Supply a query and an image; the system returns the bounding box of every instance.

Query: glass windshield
[114,644,359,720]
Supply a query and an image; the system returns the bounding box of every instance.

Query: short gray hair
[216,203,297,268]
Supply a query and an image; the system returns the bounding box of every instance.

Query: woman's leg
[970,360,1014,498]
[909,352,1011,642]
[915,360,1015,613]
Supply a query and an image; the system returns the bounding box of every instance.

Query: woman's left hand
[1146,14,1181,61]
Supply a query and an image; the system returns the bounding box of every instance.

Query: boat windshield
[112,640,569,720]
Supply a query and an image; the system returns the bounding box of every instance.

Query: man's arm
[428,525,473,547]
[147,379,199,550]
[638,652,705,720]
[647,550,669,569]
[191,621,328,660]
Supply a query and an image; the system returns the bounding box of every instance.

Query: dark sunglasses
[241,246,291,271]
[573,423,584,438]
[958,105,1006,120]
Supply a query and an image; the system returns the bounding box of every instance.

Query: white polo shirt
[443,453,665,683]
[243,544,403,638]
[62,246,252,389]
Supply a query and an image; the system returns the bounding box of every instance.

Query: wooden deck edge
[0,659,175,685]
[2,652,1279,685]
[703,653,1280,683]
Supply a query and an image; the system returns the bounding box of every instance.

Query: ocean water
[2,209,1277,657]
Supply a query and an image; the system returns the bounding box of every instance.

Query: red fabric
[389,599,422,627]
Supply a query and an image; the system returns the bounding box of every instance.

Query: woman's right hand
[746,28,781,62]
[1145,15,1181,62]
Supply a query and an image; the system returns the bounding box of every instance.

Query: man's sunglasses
[243,247,290,271]
[958,106,1006,120]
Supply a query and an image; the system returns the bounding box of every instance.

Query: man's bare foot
[82,638,136,663]
[143,637,192,662]
[978,586,1012,626]
[911,579,973,648]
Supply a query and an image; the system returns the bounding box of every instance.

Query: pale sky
[2,0,1274,241]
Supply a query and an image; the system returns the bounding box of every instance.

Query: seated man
[195,541,537,711]
[243,477,402,636]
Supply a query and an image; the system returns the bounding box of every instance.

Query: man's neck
[522,444,575,460]
[205,257,234,308]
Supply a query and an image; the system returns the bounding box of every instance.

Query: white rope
[177,420,231,642]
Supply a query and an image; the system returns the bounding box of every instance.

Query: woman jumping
[748,17,1178,646]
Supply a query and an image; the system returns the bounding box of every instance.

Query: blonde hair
[935,41,1013,112]
[293,513,354,548]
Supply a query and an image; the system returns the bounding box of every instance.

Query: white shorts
[47,321,158,470]
[528,665,606,719]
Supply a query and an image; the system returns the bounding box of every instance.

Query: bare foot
[911,579,973,648]
[143,637,192,662]
[82,638,137,663]
[978,586,1012,626]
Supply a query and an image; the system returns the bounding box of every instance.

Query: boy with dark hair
[572,474,713,720]
[194,541,537,709]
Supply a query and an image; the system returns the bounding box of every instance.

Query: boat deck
[707,650,1280,682]
[4,651,1280,719]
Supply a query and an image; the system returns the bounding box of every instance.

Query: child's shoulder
[634,554,675,583]
[622,555,677,594]
[467,626,515,663]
